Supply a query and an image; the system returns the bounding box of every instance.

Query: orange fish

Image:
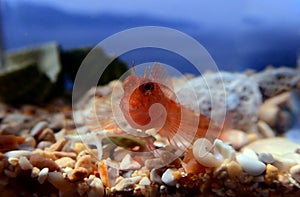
[120,63,222,150]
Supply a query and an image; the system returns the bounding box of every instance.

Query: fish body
[120,63,220,149]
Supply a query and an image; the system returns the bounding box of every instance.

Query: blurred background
[1,0,300,72]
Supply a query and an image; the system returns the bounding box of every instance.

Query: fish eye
[140,82,155,93]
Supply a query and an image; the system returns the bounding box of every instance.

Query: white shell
[193,138,221,167]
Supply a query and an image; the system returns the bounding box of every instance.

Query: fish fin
[150,62,176,100]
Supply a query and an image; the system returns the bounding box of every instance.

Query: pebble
[219,129,250,150]
[74,142,87,154]
[236,154,266,176]
[161,168,177,186]
[290,164,300,183]
[38,128,56,143]
[257,121,275,138]
[8,157,19,166]
[75,155,93,174]
[87,176,105,197]
[5,150,32,158]
[214,139,236,161]
[0,135,25,152]
[31,167,40,178]
[258,153,275,164]
[226,161,242,178]
[272,154,297,172]
[192,138,222,167]
[30,121,48,136]
[120,154,141,170]
[258,104,279,127]
[150,169,163,184]
[112,176,142,192]
[19,156,33,170]
[30,154,60,172]
[145,158,164,170]
[45,139,67,152]
[55,157,75,168]
[242,137,300,155]
[37,141,53,149]
[47,171,76,192]
[265,164,278,185]
[139,177,151,186]
[24,136,36,148]
[38,167,49,184]
[242,148,258,160]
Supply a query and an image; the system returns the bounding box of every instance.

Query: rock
[258,153,275,164]
[24,136,36,148]
[241,148,258,160]
[55,157,75,168]
[139,177,151,186]
[145,158,164,170]
[150,169,163,184]
[38,167,49,184]
[5,150,32,158]
[75,155,93,174]
[120,154,141,171]
[112,176,142,192]
[31,167,40,178]
[290,164,300,183]
[193,138,222,167]
[161,168,177,186]
[98,159,119,187]
[257,121,275,138]
[226,161,242,178]
[30,154,60,172]
[8,157,19,166]
[0,135,25,152]
[219,129,250,150]
[272,154,297,172]
[38,128,56,143]
[242,137,300,155]
[37,141,53,149]
[265,164,278,185]
[87,176,105,197]
[30,121,48,136]
[45,139,67,152]
[19,156,33,170]
[47,171,76,191]
[258,104,279,127]
[236,154,266,176]
[74,142,87,154]
[68,167,88,181]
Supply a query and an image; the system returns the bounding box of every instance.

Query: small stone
[75,155,93,174]
[55,157,75,168]
[220,129,250,150]
[19,156,33,170]
[265,164,278,185]
[257,121,275,138]
[290,164,300,183]
[150,169,163,184]
[74,142,87,154]
[37,141,53,149]
[258,104,279,127]
[120,154,141,170]
[30,121,48,136]
[242,137,300,155]
[258,153,275,164]
[236,154,266,176]
[87,176,105,197]
[5,150,32,158]
[31,167,40,178]
[242,148,258,160]
[145,158,163,170]
[98,159,119,187]
[24,136,36,148]
[38,128,56,143]
[139,177,151,186]
[47,171,76,191]
[214,139,235,161]
[53,151,77,159]
[45,139,67,152]
[161,168,177,186]
[272,154,297,172]
[38,167,49,184]
[30,154,60,172]
[0,135,25,152]
[69,167,88,181]
[112,176,142,192]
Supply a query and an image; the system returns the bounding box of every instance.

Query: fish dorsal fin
[150,62,176,100]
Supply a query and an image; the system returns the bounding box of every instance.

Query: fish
[119,62,222,150]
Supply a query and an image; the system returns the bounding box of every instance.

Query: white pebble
[139,177,151,186]
[236,154,266,176]
[150,169,163,184]
[19,156,33,170]
[161,168,177,186]
[258,153,275,164]
[290,164,300,183]
[242,148,258,160]
[120,154,141,170]
[30,121,48,136]
[272,154,296,172]
[38,168,49,184]
[87,177,105,197]
[5,150,32,158]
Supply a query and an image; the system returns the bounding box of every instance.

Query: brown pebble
[30,154,60,172]
[69,167,88,181]
[38,128,56,143]
[53,151,77,159]
[265,164,278,185]
[0,135,25,152]
[55,157,75,168]
[45,139,67,152]
[75,155,93,174]
[37,141,53,149]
